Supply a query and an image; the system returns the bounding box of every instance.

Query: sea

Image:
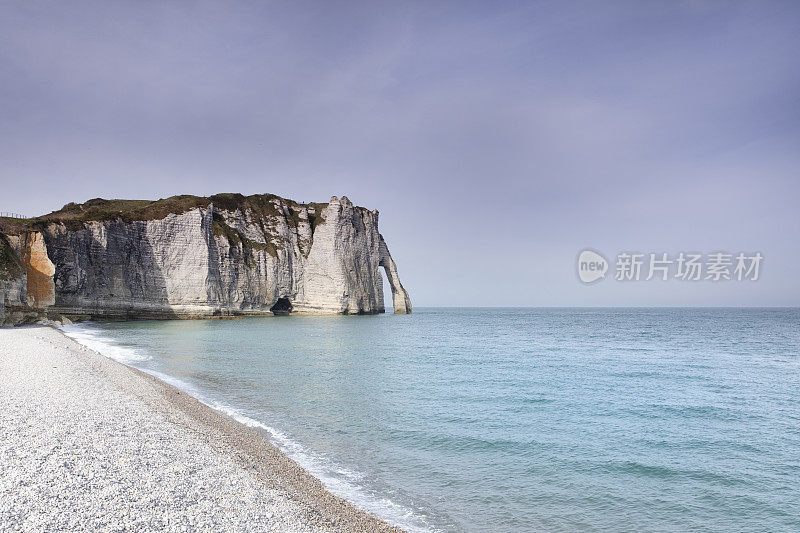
[63,308,800,532]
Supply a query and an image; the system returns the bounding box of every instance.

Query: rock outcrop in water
[0,194,411,324]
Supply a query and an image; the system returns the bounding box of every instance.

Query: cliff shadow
[46,221,174,319]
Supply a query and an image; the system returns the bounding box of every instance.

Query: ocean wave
[62,324,152,364]
[205,401,437,533]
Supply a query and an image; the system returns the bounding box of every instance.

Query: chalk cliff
[0,193,411,323]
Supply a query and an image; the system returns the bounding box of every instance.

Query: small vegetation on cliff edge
[13,194,343,230]
[211,212,279,258]
[0,232,23,281]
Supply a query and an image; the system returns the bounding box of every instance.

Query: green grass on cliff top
[0,193,338,234]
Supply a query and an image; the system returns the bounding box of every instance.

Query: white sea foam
[61,323,436,533]
[203,401,436,533]
[62,324,151,364]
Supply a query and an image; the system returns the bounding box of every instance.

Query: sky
[1,0,798,306]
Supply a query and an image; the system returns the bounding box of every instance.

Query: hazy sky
[1,1,798,306]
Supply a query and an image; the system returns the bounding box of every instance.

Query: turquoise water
[65,308,800,532]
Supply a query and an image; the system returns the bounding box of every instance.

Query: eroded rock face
[1,231,49,326]
[0,233,26,307]
[21,232,56,309]
[2,194,411,319]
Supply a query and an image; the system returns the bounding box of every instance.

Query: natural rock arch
[378,235,411,314]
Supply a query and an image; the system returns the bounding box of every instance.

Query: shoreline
[0,325,401,532]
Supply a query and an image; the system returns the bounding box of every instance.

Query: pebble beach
[0,326,399,532]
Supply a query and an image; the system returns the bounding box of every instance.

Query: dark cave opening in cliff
[270,297,293,316]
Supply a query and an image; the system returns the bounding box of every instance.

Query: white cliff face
[44,211,217,316]
[3,194,411,319]
[302,196,385,313]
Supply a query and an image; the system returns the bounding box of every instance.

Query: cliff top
[0,193,358,234]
